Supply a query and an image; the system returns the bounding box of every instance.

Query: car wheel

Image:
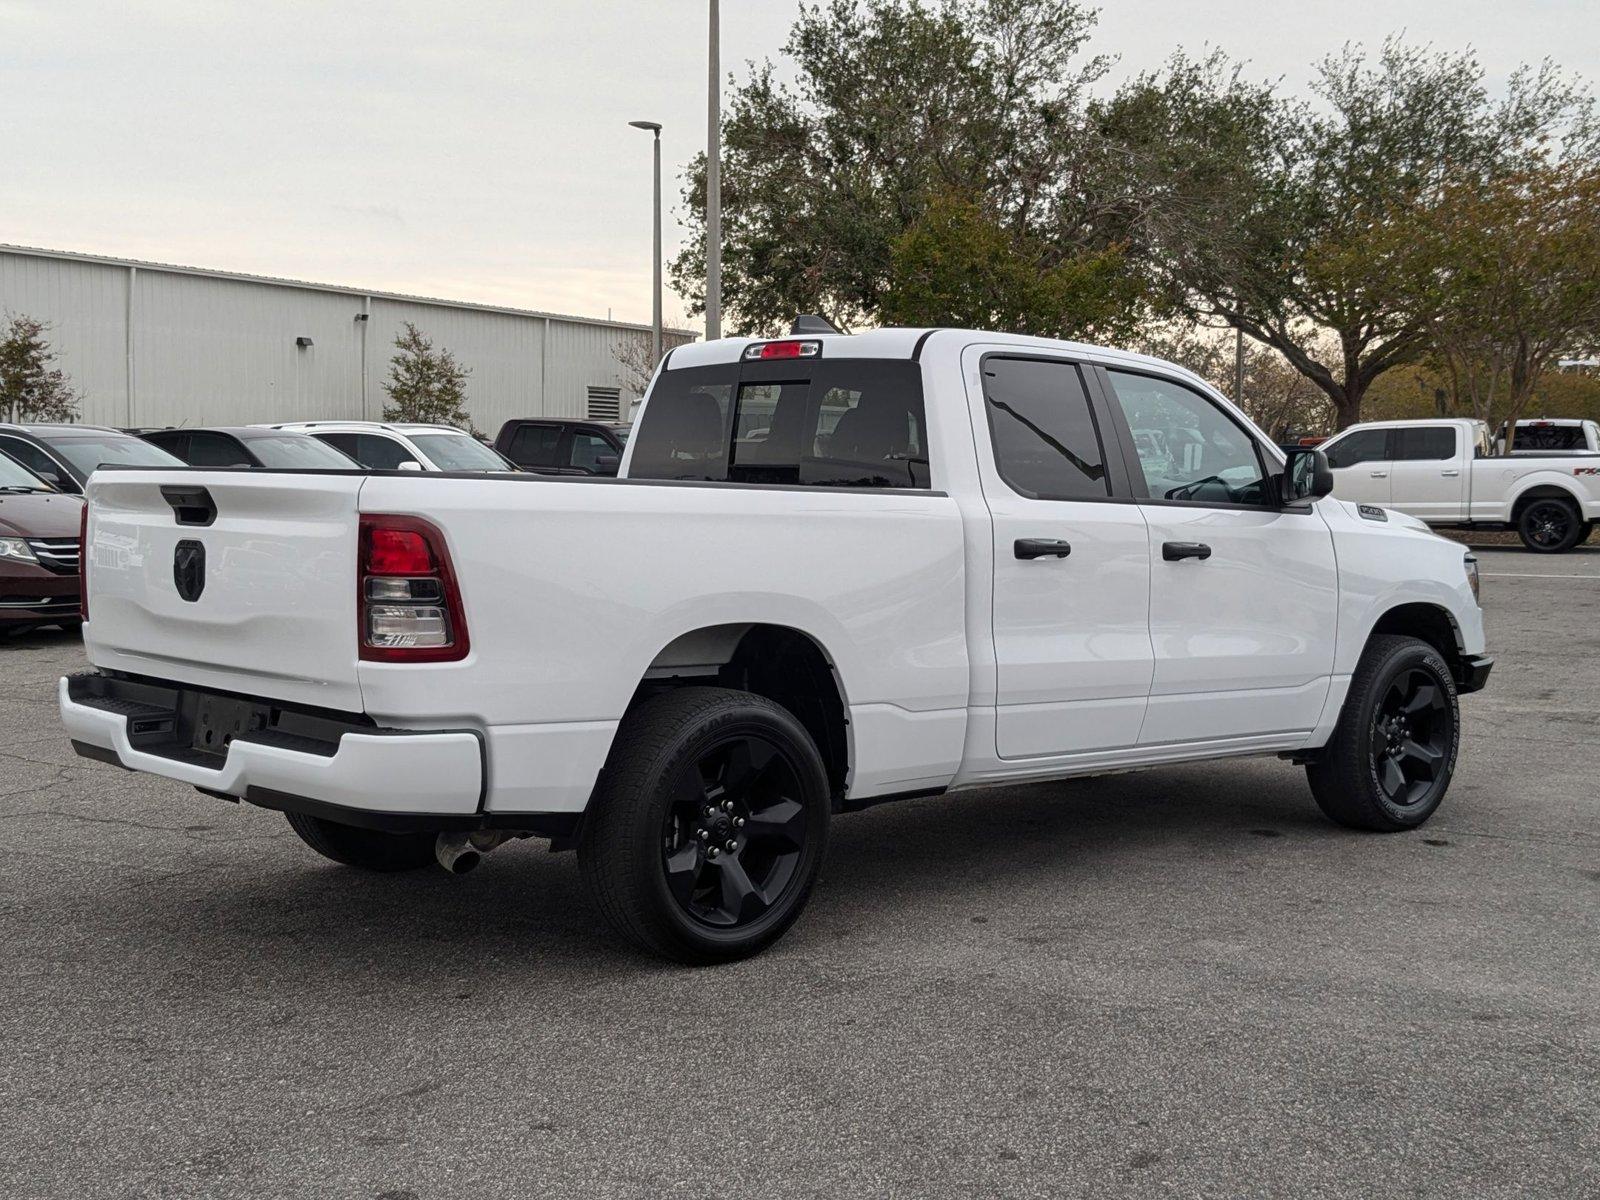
[579,687,830,964]
[284,811,438,872]
[1306,635,1460,832]
[1517,497,1583,553]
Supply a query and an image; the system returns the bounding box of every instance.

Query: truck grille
[26,539,81,574]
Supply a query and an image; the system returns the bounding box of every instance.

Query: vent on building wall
[586,387,623,422]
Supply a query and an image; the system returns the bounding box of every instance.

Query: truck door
[971,351,1155,759]
[1096,368,1339,745]
[1387,425,1467,520]
[1322,427,1394,504]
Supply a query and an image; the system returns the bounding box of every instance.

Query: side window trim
[1091,363,1276,511]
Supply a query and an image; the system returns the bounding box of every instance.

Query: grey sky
[2,0,1593,327]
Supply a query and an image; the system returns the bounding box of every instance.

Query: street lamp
[706,0,721,340]
[628,120,664,367]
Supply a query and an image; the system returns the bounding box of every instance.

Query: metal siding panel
[3,247,697,431]
[0,251,129,425]
[133,273,364,427]
[366,299,542,434]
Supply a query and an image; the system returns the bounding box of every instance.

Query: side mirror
[1281,447,1333,503]
[396,460,424,472]
[595,454,621,475]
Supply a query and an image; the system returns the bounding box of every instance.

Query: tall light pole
[628,120,663,366]
[705,0,722,340]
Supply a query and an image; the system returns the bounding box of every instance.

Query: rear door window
[507,424,564,467]
[313,433,419,470]
[980,357,1108,500]
[0,436,72,487]
[1395,427,1457,461]
[628,359,928,488]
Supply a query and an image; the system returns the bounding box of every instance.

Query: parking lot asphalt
[1,543,1597,1199]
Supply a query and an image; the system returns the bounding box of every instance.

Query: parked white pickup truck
[1320,417,1600,552]
[61,329,1491,962]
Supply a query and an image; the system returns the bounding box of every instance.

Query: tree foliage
[0,314,81,423]
[670,0,1148,339]
[1088,41,1594,426]
[381,322,474,431]
[1423,162,1600,447]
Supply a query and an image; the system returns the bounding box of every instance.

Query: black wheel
[1306,635,1460,831]
[284,811,438,872]
[1517,497,1583,553]
[579,687,830,964]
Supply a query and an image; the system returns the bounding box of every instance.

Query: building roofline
[1,242,698,339]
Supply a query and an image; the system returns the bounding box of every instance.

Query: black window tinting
[508,424,564,467]
[628,360,929,488]
[1396,427,1457,461]
[1325,428,1390,469]
[981,357,1107,500]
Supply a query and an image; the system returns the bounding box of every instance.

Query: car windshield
[409,433,515,471]
[0,451,52,490]
[48,434,185,476]
[244,434,359,469]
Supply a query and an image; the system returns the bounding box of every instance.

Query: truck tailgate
[84,470,366,711]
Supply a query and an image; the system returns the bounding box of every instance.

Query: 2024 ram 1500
[60,329,1492,962]
[1322,417,1600,552]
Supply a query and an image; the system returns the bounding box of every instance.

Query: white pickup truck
[1319,417,1600,552]
[61,329,1491,962]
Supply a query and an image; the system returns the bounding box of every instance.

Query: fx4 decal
[1358,504,1388,522]
[1574,467,1600,476]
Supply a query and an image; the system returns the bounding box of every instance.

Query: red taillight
[358,515,469,663]
[78,499,89,622]
[368,528,434,575]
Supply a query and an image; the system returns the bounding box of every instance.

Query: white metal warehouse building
[0,244,695,431]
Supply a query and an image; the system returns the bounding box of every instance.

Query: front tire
[1306,635,1460,831]
[1517,497,1583,553]
[284,811,438,872]
[579,687,830,964]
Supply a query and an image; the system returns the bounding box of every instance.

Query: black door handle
[1163,541,1212,561]
[1015,538,1072,560]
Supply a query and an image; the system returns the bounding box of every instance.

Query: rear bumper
[1455,654,1494,694]
[59,672,483,820]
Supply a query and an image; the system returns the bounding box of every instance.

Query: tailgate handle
[160,486,217,527]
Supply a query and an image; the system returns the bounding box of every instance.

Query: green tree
[0,314,81,423]
[670,0,1147,338]
[1104,42,1594,428]
[382,322,474,431]
[1424,162,1600,448]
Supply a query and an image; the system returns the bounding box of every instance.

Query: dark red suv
[0,450,83,633]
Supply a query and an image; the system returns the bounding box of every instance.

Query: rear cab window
[629,356,929,489]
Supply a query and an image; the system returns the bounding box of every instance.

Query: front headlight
[0,537,39,564]
[1464,553,1480,604]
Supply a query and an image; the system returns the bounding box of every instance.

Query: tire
[1306,635,1460,832]
[284,811,438,872]
[579,687,830,964]
[1517,496,1583,553]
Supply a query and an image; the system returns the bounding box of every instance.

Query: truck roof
[664,328,1214,390]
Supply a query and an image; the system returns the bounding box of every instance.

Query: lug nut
[721,800,734,812]
[697,828,708,840]
[734,817,746,827]
[704,805,716,817]
[725,840,737,852]
[708,847,719,858]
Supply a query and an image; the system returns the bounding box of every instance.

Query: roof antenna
[791,313,841,335]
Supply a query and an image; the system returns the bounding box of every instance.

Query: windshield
[0,450,52,490]
[408,433,516,472]
[49,434,185,476]
[244,434,359,469]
